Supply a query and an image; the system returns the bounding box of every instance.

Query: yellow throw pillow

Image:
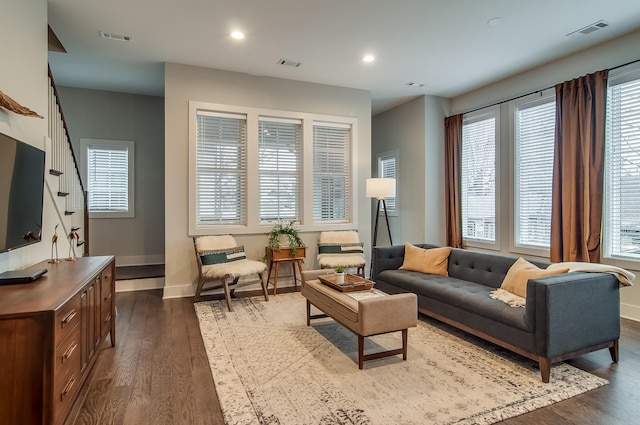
[501,257,569,298]
[399,244,451,276]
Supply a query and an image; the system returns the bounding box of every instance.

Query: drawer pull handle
[61,310,77,326]
[104,293,112,302]
[61,377,75,401]
[104,314,112,323]
[63,342,78,363]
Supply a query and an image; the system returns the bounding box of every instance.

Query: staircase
[46,68,88,257]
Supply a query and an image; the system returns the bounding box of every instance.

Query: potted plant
[335,266,345,285]
[267,220,305,257]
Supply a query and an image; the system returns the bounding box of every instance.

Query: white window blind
[605,73,640,259]
[461,114,496,242]
[313,123,351,223]
[377,152,397,212]
[258,118,302,222]
[87,145,129,213]
[515,99,555,248]
[195,111,247,225]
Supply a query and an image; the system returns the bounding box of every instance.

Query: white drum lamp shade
[366,178,396,199]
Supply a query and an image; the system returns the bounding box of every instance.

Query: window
[514,97,555,249]
[188,101,357,234]
[80,138,134,218]
[194,111,247,226]
[258,118,302,222]
[377,151,397,214]
[313,123,351,223]
[605,70,640,260]
[461,110,497,243]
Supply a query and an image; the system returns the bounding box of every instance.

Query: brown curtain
[550,70,608,263]
[445,114,464,248]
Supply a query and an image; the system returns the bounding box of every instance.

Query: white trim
[188,101,359,236]
[80,138,135,219]
[116,277,165,292]
[621,302,640,323]
[462,105,501,251]
[507,90,555,258]
[162,283,194,299]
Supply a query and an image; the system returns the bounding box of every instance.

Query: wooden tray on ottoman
[318,274,375,292]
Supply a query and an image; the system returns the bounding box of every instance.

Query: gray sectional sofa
[372,244,621,382]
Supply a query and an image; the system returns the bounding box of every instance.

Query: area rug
[194,293,607,425]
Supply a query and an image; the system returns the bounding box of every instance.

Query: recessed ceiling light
[230,31,245,40]
[362,54,375,63]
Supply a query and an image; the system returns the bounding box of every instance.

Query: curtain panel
[444,114,464,248]
[550,70,608,263]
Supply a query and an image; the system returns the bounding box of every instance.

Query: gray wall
[164,63,372,298]
[57,87,165,265]
[0,0,52,273]
[372,95,449,247]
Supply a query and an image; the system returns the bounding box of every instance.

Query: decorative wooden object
[0,90,44,118]
[0,256,116,425]
[266,246,306,295]
[318,274,375,292]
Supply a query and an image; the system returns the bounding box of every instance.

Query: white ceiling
[47,0,640,115]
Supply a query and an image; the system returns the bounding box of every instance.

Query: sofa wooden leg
[306,300,311,326]
[539,358,551,383]
[358,335,365,369]
[609,339,619,363]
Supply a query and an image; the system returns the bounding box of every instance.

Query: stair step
[64,210,75,215]
[76,240,85,247]
[49,169,63,177]
[57,191,69,197]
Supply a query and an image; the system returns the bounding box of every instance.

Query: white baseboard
[116,277,165,292]
[621,302,640,322]
[116,254,164,267]
[163,284,195,299]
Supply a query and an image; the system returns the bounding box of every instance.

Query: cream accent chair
[317,231,366,277]
[193,235,269,311]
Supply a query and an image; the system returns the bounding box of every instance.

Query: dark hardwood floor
[67,289,640,425]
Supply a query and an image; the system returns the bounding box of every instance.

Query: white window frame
[188,101,358,236]
[508,90,555,258]
[461,106,500,250]
[376,150,398,216]
[603,64,640,269]
[80,138,135,219]
[258,117,302,224]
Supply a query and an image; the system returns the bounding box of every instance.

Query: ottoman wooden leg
[358,335,365,369]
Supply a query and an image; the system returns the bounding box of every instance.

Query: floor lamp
[367,178,396,277]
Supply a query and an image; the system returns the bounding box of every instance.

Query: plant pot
[335,272,345,285]
[279,234,290,248]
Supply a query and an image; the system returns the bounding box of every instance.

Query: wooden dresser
[0,256,116,425]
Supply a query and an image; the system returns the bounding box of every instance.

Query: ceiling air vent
[277,59,302,68]
[566,20,609,38]
[405,82,425,88]
[99,31,133,42]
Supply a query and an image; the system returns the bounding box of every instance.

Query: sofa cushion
[377,270,530,331]
[400,244,451,276]
[501,257,568,298]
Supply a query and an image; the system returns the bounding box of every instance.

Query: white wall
[164,63,372,298]
[371,95,449,247]
[55,87,165,266]
[0,0,56,273]
[451,28,640,321]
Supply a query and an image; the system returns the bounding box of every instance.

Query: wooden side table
[266,246,306,295]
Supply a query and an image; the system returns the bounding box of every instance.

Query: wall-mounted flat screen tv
[0,131,45,253]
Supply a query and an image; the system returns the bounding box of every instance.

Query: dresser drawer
[55,324,81,382]
[55,294,81,348]
[53,366,81,425]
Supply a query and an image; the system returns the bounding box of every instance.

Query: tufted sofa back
[448,248,550,288]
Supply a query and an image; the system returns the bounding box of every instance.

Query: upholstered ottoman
[301,270,418,369]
